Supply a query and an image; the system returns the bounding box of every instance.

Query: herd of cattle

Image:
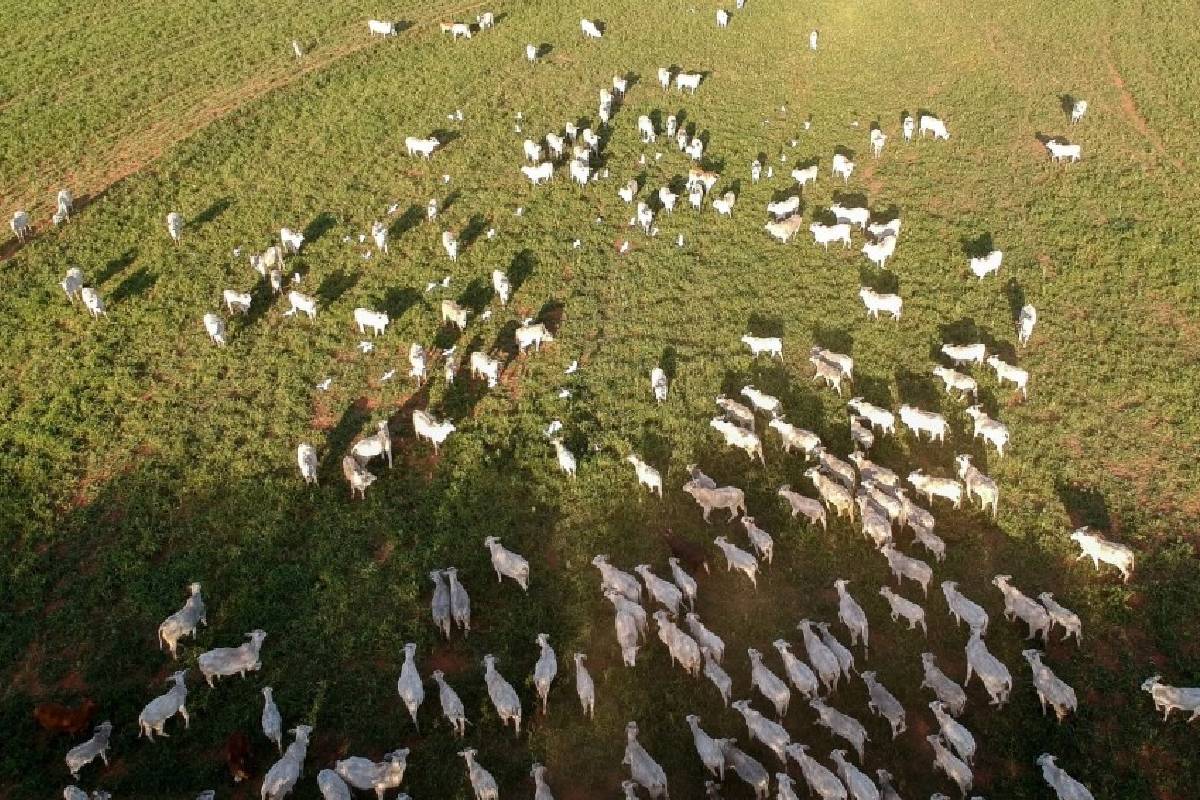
[9,5,1196,800]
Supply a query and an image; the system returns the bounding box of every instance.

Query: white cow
[831,153,854,183]
[404,136,440,158]
[811,222,852,249]
[791,164,818,187]
[968,249,1003,279]
[368,19,397,36]
[919,115,950,140]
[203,313,225,345]
[354,308,389,336]
[11,210,31,242]
[859,287,902,320]
[1045,139,1081,162]
[521,162,554,184]
[676,72,703,93]
[580,18,603,38]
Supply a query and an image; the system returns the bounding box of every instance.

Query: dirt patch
[859,161,883,195]
[427,644,471,675]
[374,540,395,564]
[1104,51,1184,170]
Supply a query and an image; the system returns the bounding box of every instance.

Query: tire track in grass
[1,0,489,260]
[1105,47,1184,171]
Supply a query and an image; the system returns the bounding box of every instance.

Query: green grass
[2,0,1199,797]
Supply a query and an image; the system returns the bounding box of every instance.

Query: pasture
[2,0,1199,797]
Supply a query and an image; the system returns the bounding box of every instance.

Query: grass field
[2,0,1199,797]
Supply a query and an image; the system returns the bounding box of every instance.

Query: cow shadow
[535,43,553,58]
[811,325,853,354]
[442,335,488,419]
[320,401,372,474]
[303,212,337,245]
[390,204,424,239]
[317,269,360,305]
[894,367,942,409]
[851,372,893,408]
[1004,277,1026,323]
[95,249,137,285]
[1033,131,1057,146]
[858,266,898,294]
[832,190,869,208]
[960,232,994,258]
[457,278,492,316]
[871,203,901,223]
[1055,480,1111,531]
[192,197,232,227]
[111,267,158,303]
[430,129,462,148]
[459,214,489,249]
[382,287,423,321]
[536,298,565,333]
[510,249,536,292]
[746,312,784,338]
[834,145,856,160]
[660,346,679,382]
[898,109,911,126]
[1058,94,1077,117]
[937,317,1014,362]
[492,319,520,358]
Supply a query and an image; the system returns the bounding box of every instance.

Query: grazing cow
[831,203,869,229]
[919,115,950,139]
[862,235,897,268]
[810,222,851,249]
[516,322,554,353]
[902,115,915,141]
[658,67,672,90]
[223,289,252,315]
[477,11,494,29]
[859,287,902,320]
[521,162,554,184]
[55,189,74,224]
[767,196,801,220]
[166,212,183,244]
[870,128,886,158]
[637,115,656,143]
[791,165,818,187]
[368,19,397,36]
[61,268,84,302]
[969,249,1003,278]
[831,153,854,183]
[764,214,806,243]
[676,72,703,94]
[716,9,730,27]
[525,43,538,62]
[203,313,226,345]
[439,22,472,39]
[581,18,603,38]
[283,291,317,320]
[1045,139,1081,162]
[1070,99,1088,124]
[405,136,440,158]
[81,287,106,317]
[441,299,468,330]
[354,308,389,336]
[809,29,818,50]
